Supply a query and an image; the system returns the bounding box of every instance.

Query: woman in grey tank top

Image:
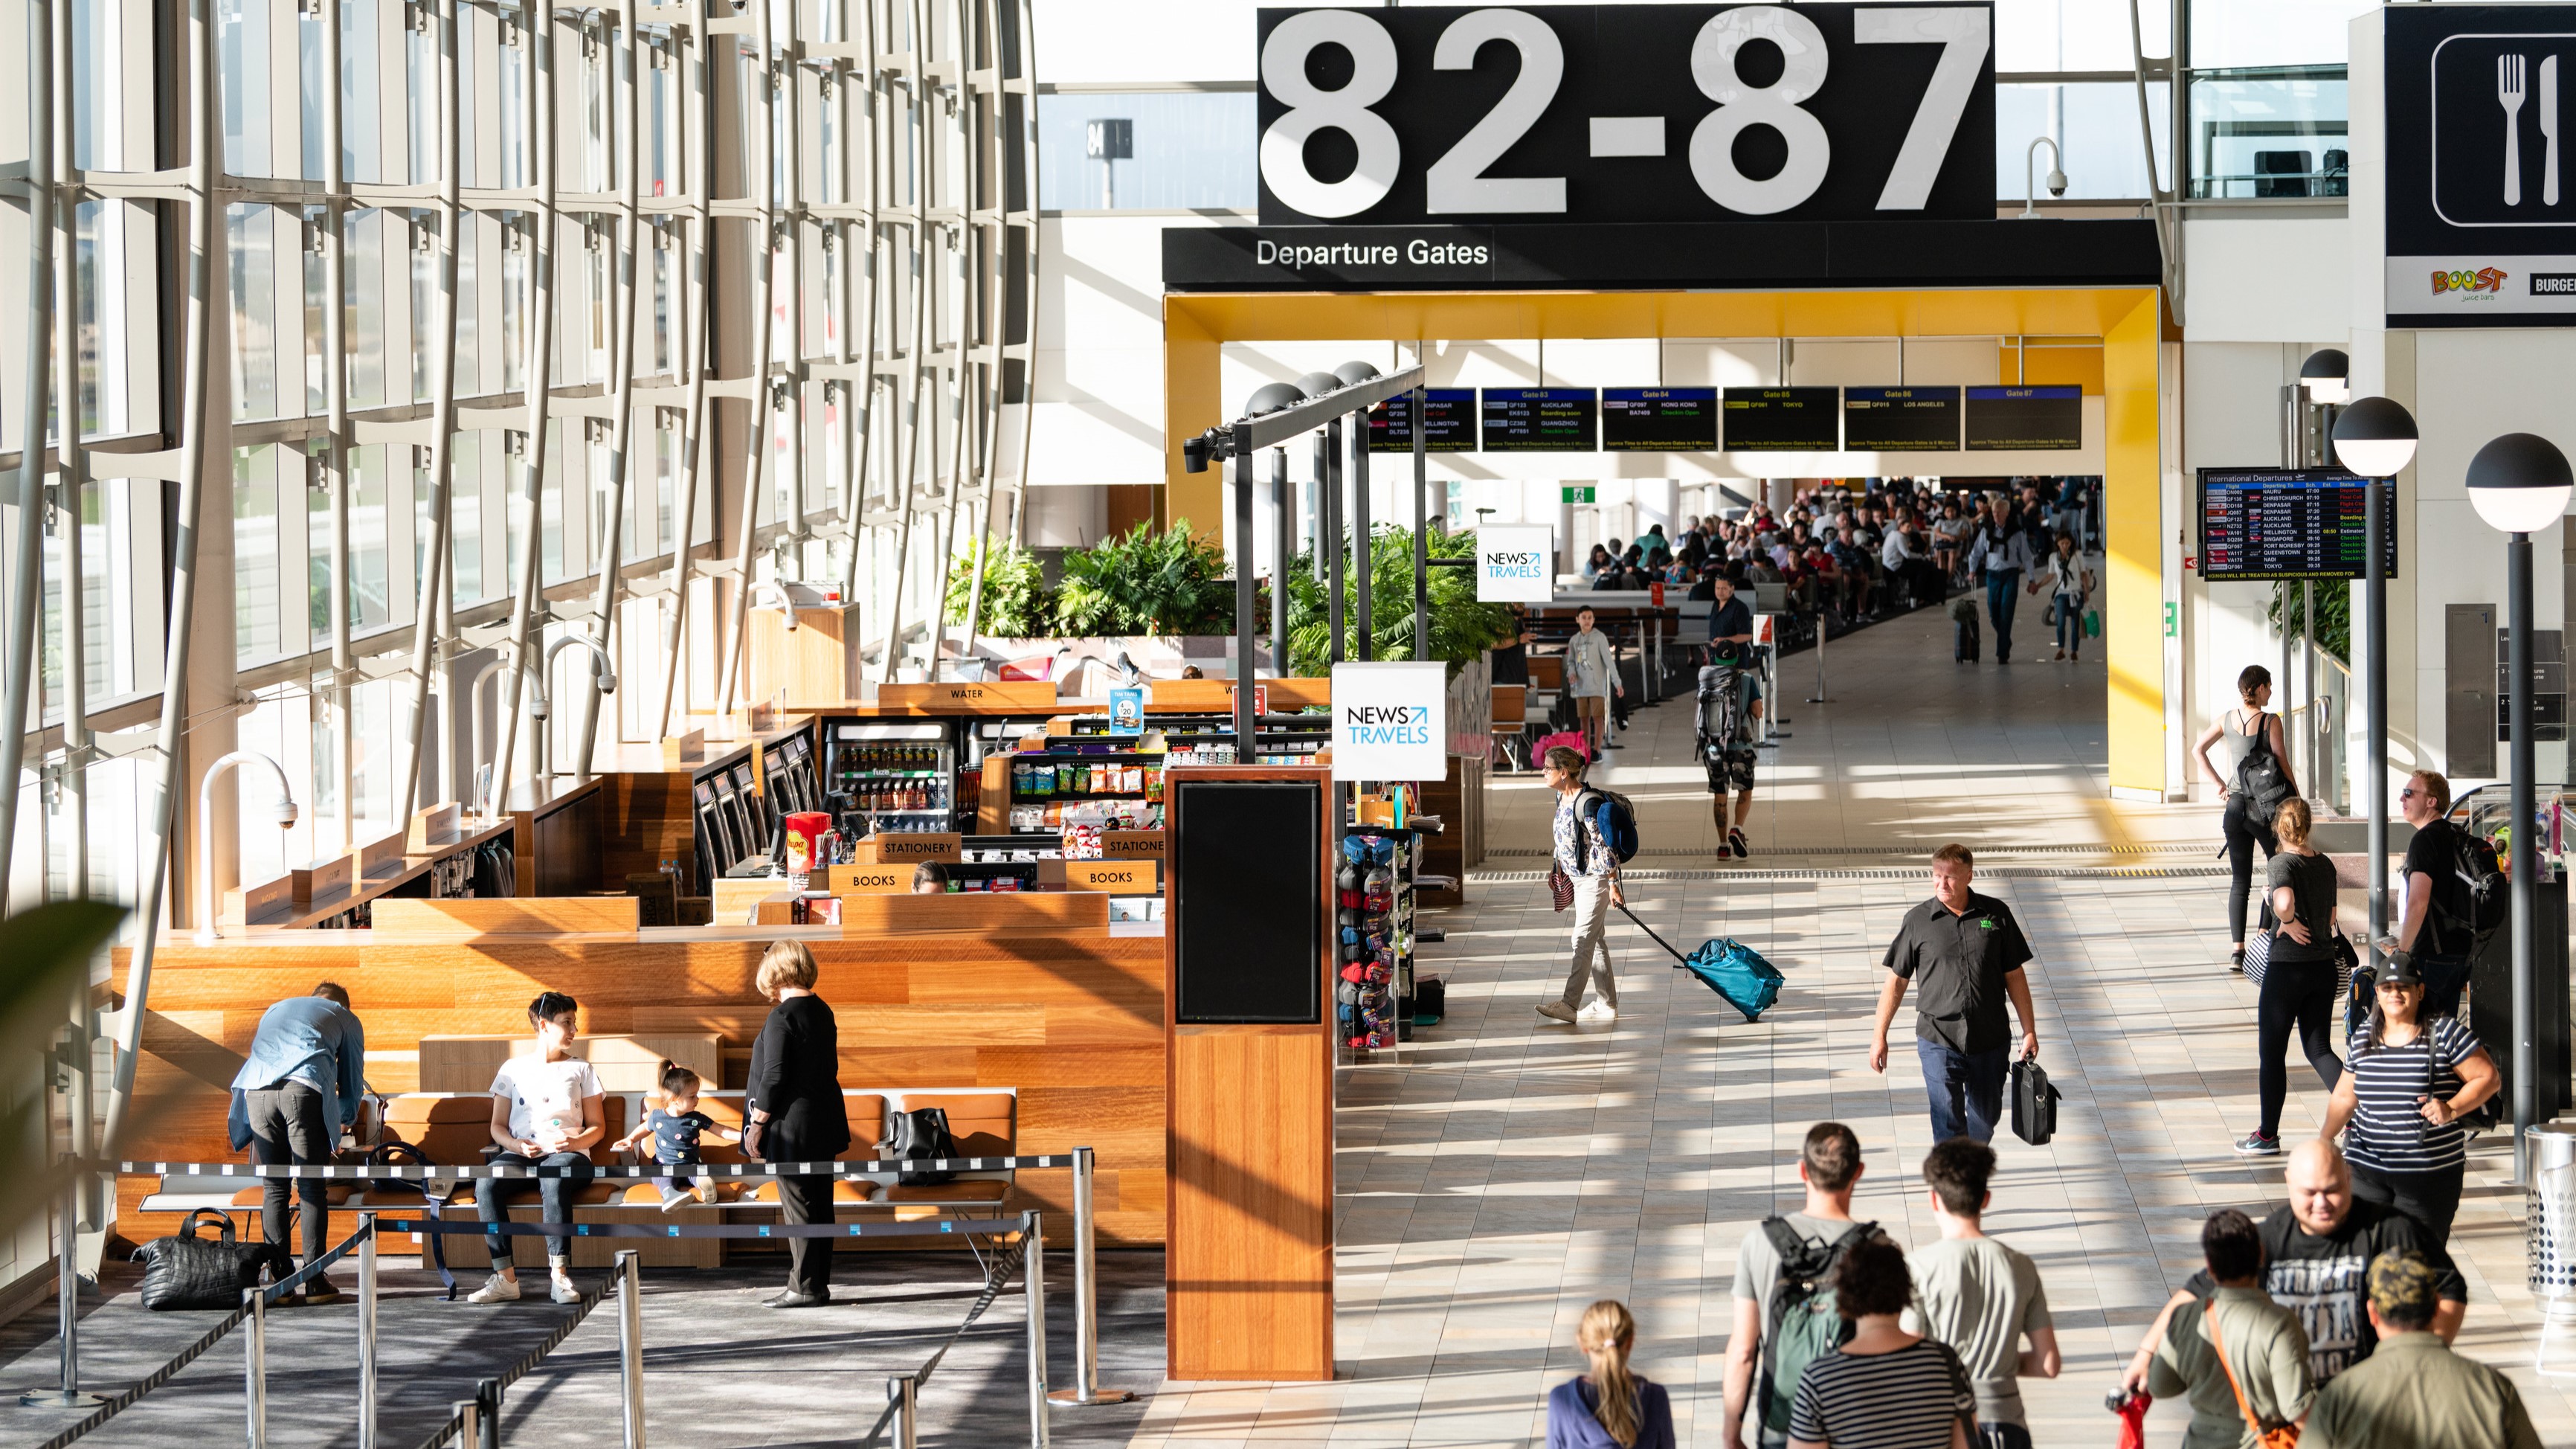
[2192,664,2297,970]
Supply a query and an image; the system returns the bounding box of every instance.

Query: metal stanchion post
[478,1377,501,1449]
[19,1172,103,1407]
[359,1221,379,1449]
[886,1374,919,1449]
[1806,622,1831,704]
[454,1399,480,1449]
[616,1250,644,1449]
[1024,1213,1049,1448]
[1048,1148,1130,1406]
[245,1288,268,1449]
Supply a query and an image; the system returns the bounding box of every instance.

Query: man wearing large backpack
[2391,770,2495,1021]
[1540,745,1635,1024]
[1722,1122,1890,1449]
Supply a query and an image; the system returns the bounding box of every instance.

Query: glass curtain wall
[0,0,1039,924]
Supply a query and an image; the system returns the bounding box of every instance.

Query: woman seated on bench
[467,991,604,1305]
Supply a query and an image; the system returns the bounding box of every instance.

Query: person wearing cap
[2305,1250,2541,1449]
[2319,951,2498,1247]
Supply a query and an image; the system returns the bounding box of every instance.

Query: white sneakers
[466,1273,521,1305]
[465,1268,579,1304]
[658,1186,694,1212]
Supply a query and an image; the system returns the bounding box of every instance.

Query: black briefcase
[2009,1057,2061,1146]
[134,1209,274,1311]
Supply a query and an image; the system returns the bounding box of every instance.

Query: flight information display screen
[1366,389,1478,453]
[1722,387,1841,451]
[2197,468,2399,581]
[1481,388,1599,452]
[1600,388,1719,451]
[1964,385,2083,450]
[1843,386,1962,451]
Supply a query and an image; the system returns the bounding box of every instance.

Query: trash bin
[2532,1123,2576,1375]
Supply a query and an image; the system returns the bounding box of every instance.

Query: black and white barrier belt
[377,1215,1028,1241]
[120,1155,1072,1179]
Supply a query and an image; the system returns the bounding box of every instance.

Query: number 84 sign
[1256,3,1996,227]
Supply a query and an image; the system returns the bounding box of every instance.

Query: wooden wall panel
[112,930,1169,1246]
[1168,1028,1334,1381]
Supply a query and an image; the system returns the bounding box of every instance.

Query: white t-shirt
[489,1055,604,1145]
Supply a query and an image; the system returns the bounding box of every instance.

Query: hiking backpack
[2429,825,2510,947]
[1571,787,1641,871]
[1756,1220,1877,1437]
[2232,713,2294,828]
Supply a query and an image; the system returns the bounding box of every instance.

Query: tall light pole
[2328,392,2416,972]
[1336,361,1381,661]
[2466,431,2575,1183]
[1243,382,1310,678]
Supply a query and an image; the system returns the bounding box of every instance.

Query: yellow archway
[1160,286,2166,795]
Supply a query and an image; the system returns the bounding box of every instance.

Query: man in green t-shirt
[2306,1251,2540,1449]
[1902,1138,2059,1448]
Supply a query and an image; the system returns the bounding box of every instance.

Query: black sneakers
[2234,1131,2282,1157]
[1728,827,1749,860]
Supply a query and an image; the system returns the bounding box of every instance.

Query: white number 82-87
[1257,4,1991,219]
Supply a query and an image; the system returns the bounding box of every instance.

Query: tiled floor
[1132,602,2576,1447]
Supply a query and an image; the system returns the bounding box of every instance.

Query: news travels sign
[1475,525,1556,603]
[2384,4,2576,324]
[1330,661,1449,782]
[1256,4,1994,227]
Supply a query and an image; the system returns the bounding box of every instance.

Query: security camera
[596,666,618,695]
[275,797,300,828]
[2047,167,2068,199]
[1182,432,1215,475]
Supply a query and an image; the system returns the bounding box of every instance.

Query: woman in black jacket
[744,939,849,1307]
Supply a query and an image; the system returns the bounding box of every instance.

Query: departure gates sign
[1256,4,1996,227]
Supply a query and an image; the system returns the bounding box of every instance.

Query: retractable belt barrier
[25,1219,376,1449]
[376,1216,1023,1241]
[119,1155,1075,1179]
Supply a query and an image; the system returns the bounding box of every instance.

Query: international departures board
[1367,389,1478,452]
[2197,468,2400,582]
[1342,385,2082,453]
[1482,388,1599,452]
[1600,388,1719,451]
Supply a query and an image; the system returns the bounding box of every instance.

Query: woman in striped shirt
[1789,1237,1976,1449]
[2320,954,2499,1247]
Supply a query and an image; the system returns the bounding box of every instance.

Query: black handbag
[134,1209,273,1311]
[2009,1057,2062,1146]
[876,1108,960,1186]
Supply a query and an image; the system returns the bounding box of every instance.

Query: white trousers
[1558,873,1619,1009]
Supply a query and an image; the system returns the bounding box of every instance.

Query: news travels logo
[1343,704,1434,747]
[1482,548,1546,580]
[2432,266,2510,297]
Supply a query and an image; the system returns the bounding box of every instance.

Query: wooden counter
[504,776,606,897]
[222,815,520,931]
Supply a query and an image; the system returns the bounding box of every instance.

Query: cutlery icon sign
[2502,53,2528,205]
[2546,55,2562,207]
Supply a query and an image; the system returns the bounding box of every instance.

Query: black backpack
[1755,1221,1876,1436]
[2427,823,2509,949]
[2232,713,2294,828]
[877,1107,961,1186]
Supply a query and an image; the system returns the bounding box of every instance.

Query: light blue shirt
[227,996,367,1151]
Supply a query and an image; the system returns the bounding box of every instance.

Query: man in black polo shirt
[1870,843,2041,1143]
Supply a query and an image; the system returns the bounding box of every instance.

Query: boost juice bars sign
[1331,661,1447,782]
[1475,524,1554,603]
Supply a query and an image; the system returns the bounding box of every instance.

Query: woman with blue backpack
[1541,745,1629,1024]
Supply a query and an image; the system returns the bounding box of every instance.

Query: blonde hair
[2274,797,2312,849]
[754,939,820,996]
[1575,1300,1642,1447]
[2408,768,2452,815]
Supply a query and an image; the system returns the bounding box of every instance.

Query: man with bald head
[2120,1140,2464,1395]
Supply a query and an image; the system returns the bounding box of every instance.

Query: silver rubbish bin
[2530,1122,2576,1299]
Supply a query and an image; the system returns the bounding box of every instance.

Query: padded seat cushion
[878,1180,1008,1204]
[741,1178,878,1205]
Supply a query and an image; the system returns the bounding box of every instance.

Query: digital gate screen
[2198,468,2399,582]
[1964,385,2083,450]
[1722,388,1841,452]
[1366,389,1478,453]
[1842,386,1962,452]
[1481,388,1599,452]
[1600,388,1719,452]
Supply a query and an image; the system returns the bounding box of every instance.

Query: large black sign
[1602,388,1721,450]
[1843,385,1960,450]
[1255,4,1995,228]
[1367,389,1480,452]
[1482,388,1599,451]
[2385,5,2576,325]
[2197,468,2400,582]
[1962,385,2080,450]
[1723,387,1841,450]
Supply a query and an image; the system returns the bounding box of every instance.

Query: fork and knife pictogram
[2499,51,2563,206]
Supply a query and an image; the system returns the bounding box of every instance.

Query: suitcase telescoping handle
[1614,902,1692,966]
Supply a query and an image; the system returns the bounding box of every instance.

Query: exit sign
[1562,486,1596,503]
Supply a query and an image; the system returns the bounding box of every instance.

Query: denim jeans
[1916,1038,2009,1143]
[1984,570,2021,661]
[477,1150,595,1264]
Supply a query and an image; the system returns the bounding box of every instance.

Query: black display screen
[1481,388,1599,452]
[1171,780,1322,1024]
[2197,468,2399,582]
[1367,388,1478,453]
[1964,385,2082,450]
[1722,388,1841,452]
[1843,386,1961,451]
[1601,388,1719,452]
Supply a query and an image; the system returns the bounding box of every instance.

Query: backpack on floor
[1756,1220,1877,1437]
[1571,788,1641,870]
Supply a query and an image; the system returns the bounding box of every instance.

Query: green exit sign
[1562,486,1596,503]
